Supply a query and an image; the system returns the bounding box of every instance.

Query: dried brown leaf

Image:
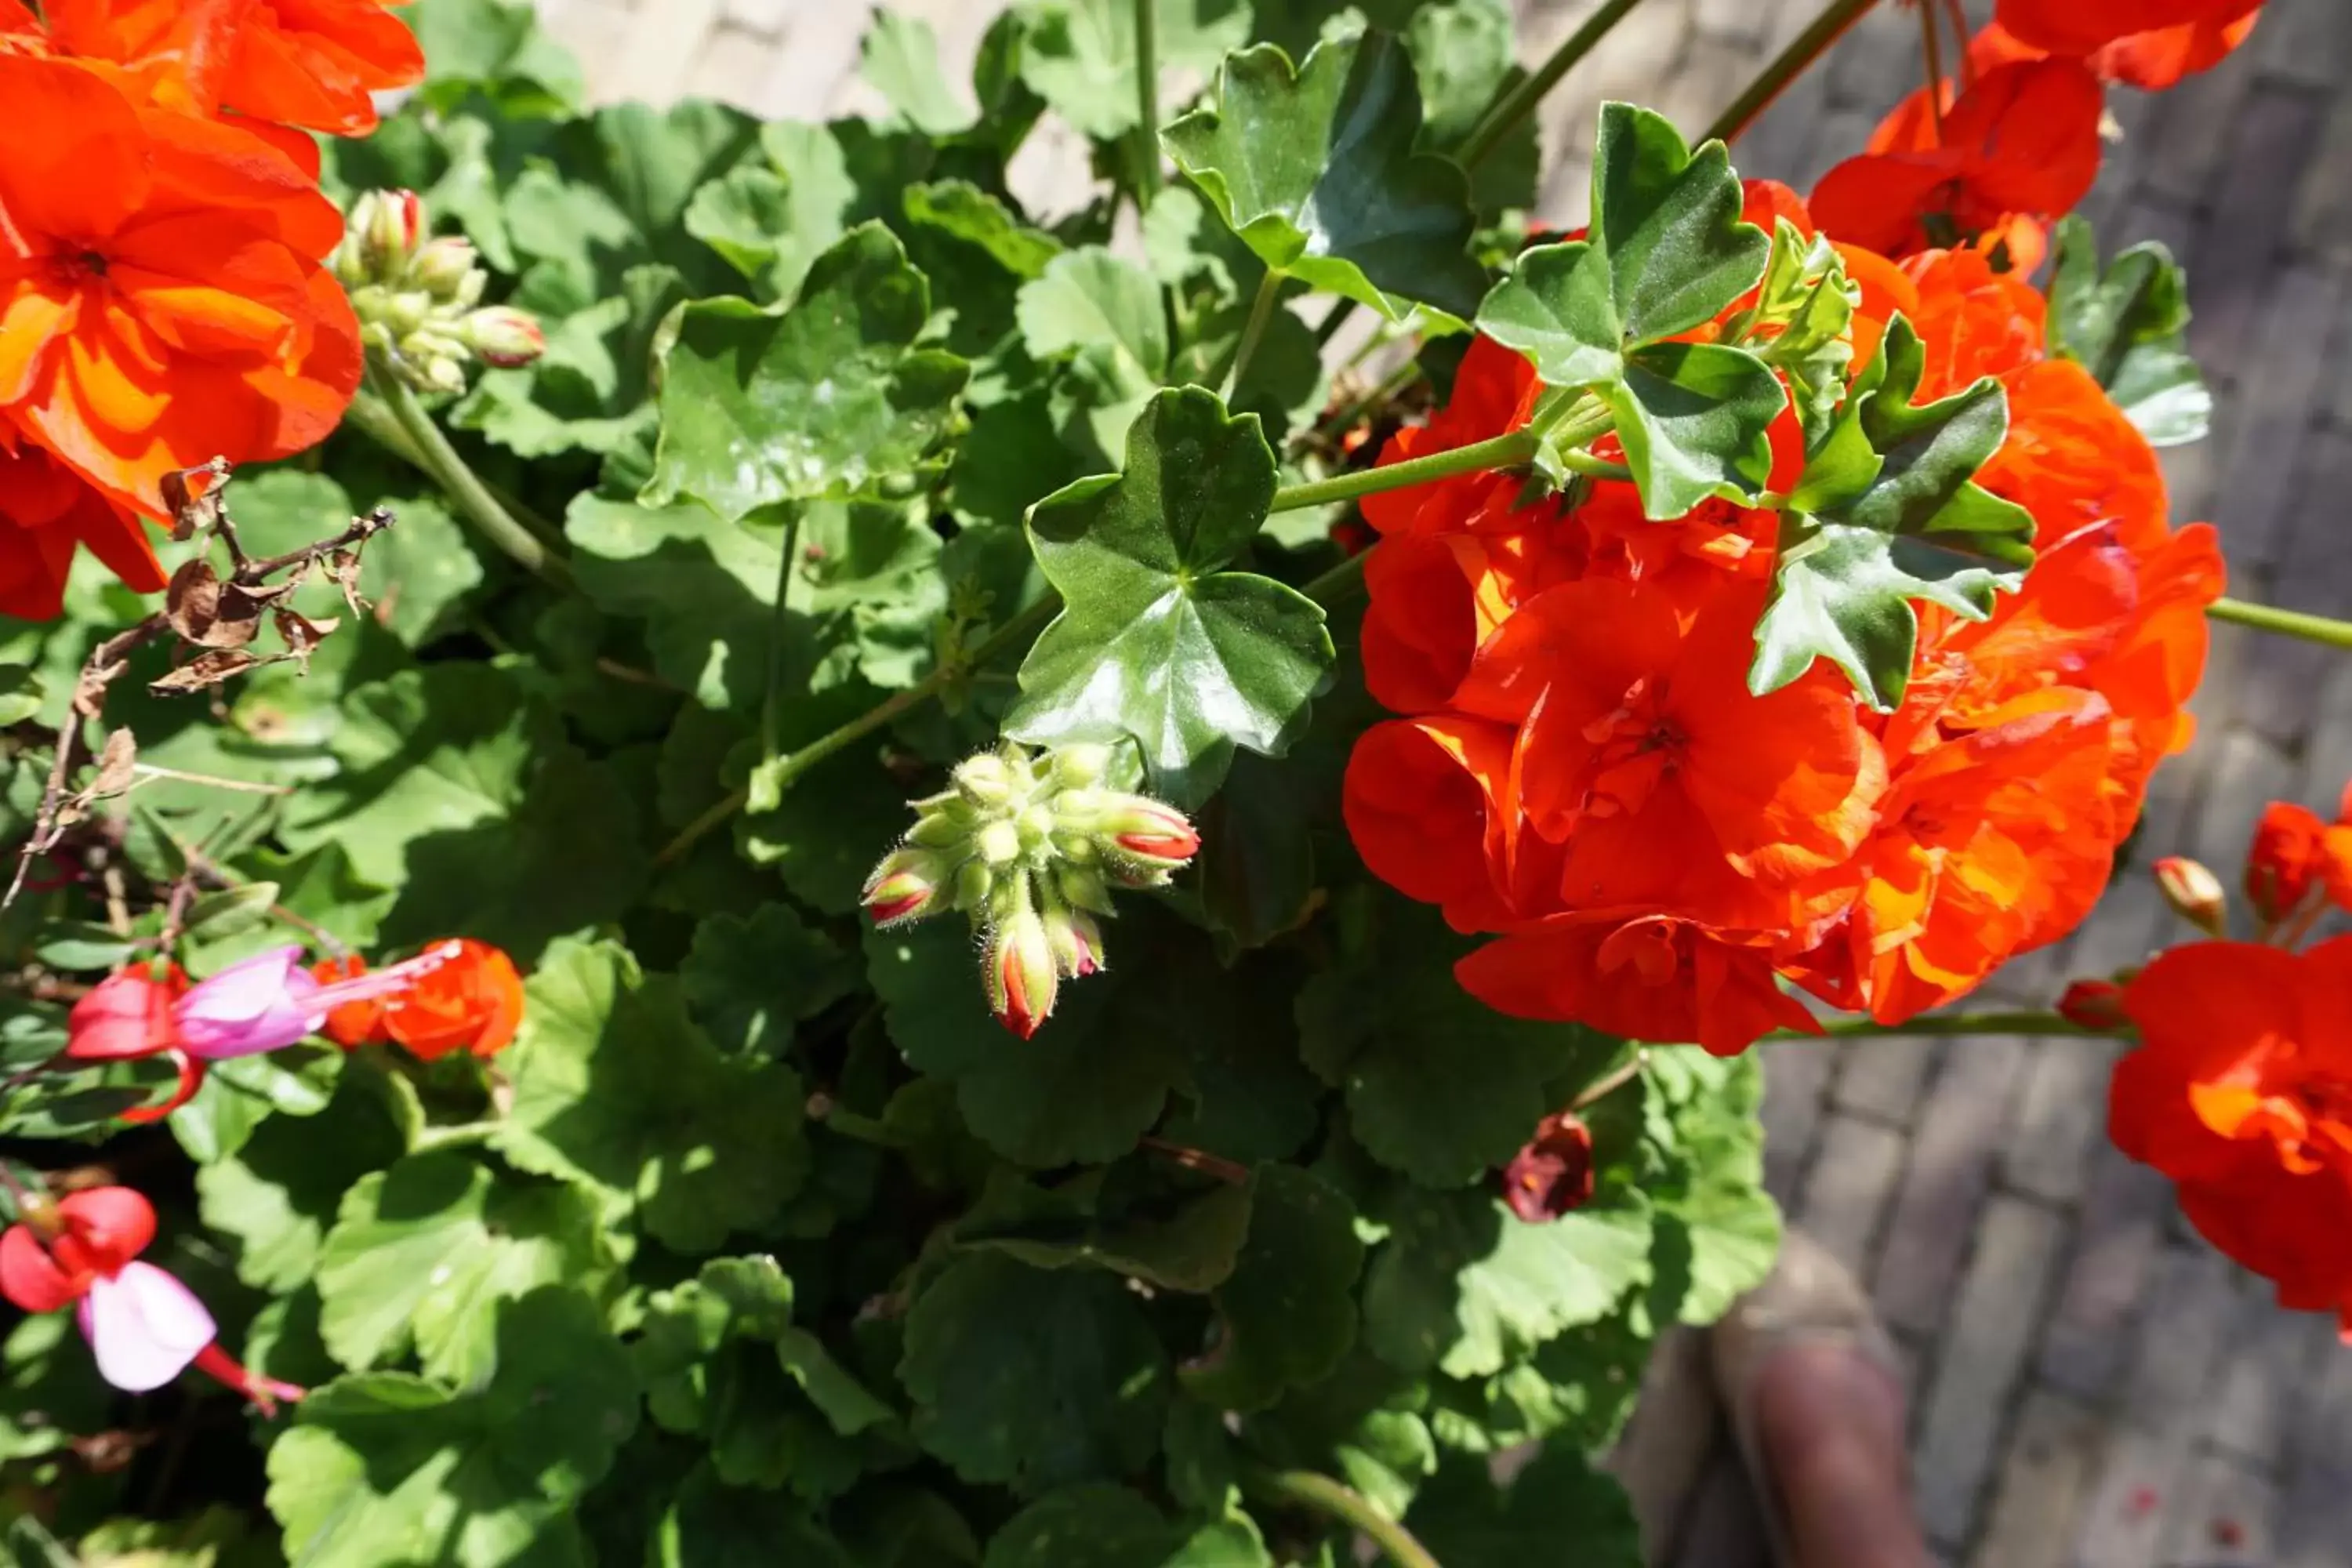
[150,649,271,695]
[89,728,136,798]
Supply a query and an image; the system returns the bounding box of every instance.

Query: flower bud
[1041,901,1105,978]
[2055,978,2129,1031]
[1096,794,1200,866]
[354,189,423,281]
[1054,863,1115,914]
[1048,743,1114,790]
[2245,803,2328,926]
[409,235,480,300]
[952,752,1018,809]
[983,910,1060,1039]
[461,306,546,369]
[953,858,993,913]
[863,849,942,927]
[2153,855,2226,937]
[1502,1110,1594,1223]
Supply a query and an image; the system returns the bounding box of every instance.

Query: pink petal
[78,1261,215,1392]
[175,946,324,1059]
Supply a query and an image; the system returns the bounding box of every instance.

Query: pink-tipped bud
[461,306,545,368]
[1099,796,1200,866]
[2055,978,2129,1031]
[358,189,423,279]
[863,849,942,927]
[409,234,480,299]
[2154,855,2226,938]
[984,911,1059,1040]
[1043,906,1105,978]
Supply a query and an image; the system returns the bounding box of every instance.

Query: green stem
[1242,1468,1441,1568]
[2208,596,2352,651]
[1269,428,1536,514]
[1705,0,1882,146]
[1776,1011,2115,1042]
[649,597,1061,869]
[410,1120,503,1152]
[366,361,575,591]
[1458,0,1649,169]
[343,389,564,549]
[1131,0,1160,205]
[762,506,805,761]
[1222,269,1286,400]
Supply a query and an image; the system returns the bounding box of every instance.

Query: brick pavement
[534,0,2352,1561]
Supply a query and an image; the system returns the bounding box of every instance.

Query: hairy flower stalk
[337,189,546,394]
[862,743,1200,1036]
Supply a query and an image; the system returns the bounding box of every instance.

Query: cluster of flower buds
[862,742,1200,1038]
[334,189,545,394]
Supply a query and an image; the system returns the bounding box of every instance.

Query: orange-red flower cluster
[2111,938,2352,1338]
[2243,787,2352,931]
[1813,2,2264,271]
[0,2,421,620]
[1344,185,2223,1055]
[314,939,527,1062]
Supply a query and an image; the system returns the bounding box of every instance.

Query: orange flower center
[1578,677,1685,818]
[49,247,108,285]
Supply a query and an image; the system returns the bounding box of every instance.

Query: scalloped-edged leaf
[265,1287,639,1568]
[1749,315,2038,709]
[2045,214,2212,448]
[1004,387,1333,807]
[1015,0,1253,140]
[646,222,968,523]
[1182,1166,1363,1413]
[493,938,811,1253]
[1162,31,1486,321]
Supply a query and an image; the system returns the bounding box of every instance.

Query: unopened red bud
[462,306,545,368]
[862,849,941,927]
[2154,855,2225,937]
[1098,796,1199,866]
[1043,906,1105,978]
[357,188,423,278]
[1501,1110,1594,1223]
[2055,978,2129,1031]
[984,911,1059,1039]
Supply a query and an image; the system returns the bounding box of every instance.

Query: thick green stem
[1458,0,1649,169]
[2208,596,2352,651]
[1243,1469,1439,1568]
[1132,0,1160,205]
[343,389,564,549]
[1705,0,1882,146]
[762,506,804,761]
[1222,269,1286,399]
[1775,1011,2116,1042]
[1269,429,1536,514]
[366,361,574,591]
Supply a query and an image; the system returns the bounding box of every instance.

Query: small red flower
[2056,978,2130,1030]
[378,940,526,1062]
[1502,1109,1595,1222]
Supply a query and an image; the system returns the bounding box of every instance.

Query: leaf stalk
[365,360,575,592]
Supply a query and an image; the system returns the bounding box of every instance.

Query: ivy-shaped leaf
[646,222,970,524]
[493,938,811,1253]
[265,1287,640,1568]
[900,1253,1169,1494]
[1182,1166,1363,1413]
[1162,30,1488,322]
[1733,219,1861,440]
[197,1067,416,1295]
[314,1153,619,1388]
[1018,247,1171,463]
[1475,103,1778,517]
[1749,314,2038,710]
[957,1174,1257,1294]
[1004,387,1334,807]
[2045,214,2212,448]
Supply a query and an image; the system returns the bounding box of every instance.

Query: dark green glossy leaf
[681,905,860,1057]
[1405,1447,1643,1568]
[2045,215,2212,448]
[493,937,811,1252]
[265,1287,639,1568]
[1751,316,2038,709]
[647,223,969,523]
[1182,1166,1363,1412]
[1163,31,1487,321]
[901,1253,1169,1493]
[1004,387,1333,806]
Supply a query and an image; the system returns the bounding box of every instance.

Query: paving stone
[2002,1035,2126,1207]
[1690,0,1773,47]
[2060,753,2201,984]
[2275,1339,2352,1566]
[2070,1245,2241,1568]
[1911,1196,2070,1548]
[720,0,797,35]
[1830,1033,1940,1128]
[2249,0,2352,93]
[2157,1452,2280,1568]
[1793,1112,1908,1276]
[1734,45,1835,188]
[1647,31,1748,146]
[2206,1277,2336,1472]
[1760,1036,1840,1203]
[2036,1145,2177,1401]
[594,0,728,106]
[1969,1389,2106,1568]
[2138,45,2261,210]
[2190,87,2328,388]
[1871,1035,2029,1340]
[1822,2,1915,114]
[2203,266,2343,578]
[2292,82,2352,267]
[683,21,783,111]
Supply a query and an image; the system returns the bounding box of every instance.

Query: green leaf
[633,1256,796,1434]
[654,1467,858,1568]
[1183,1166,1363,1412]
[681,905,859,1057]
[2045,215,2212,448]
[958,1175,1256,1294]
[1016,0,1253,140]
[1749,314,2038,709]
[198,1065,414,1294]
[1238,1348,1436,1521]
[862,10,976,136]
[0,666,42,728]
[1406,1447,1643,1568]
[901,1253,1169,1493]
[451,263,681,459]
[647,223,970,524]
[1297,895,1610,1187]
[1362,1181,1653,1380]
[1737,220,1861,439]
[1163,31,1487,321]
[315,1153,617,1388]
[493,938,811,1253]
[1645,1051,1781,1324]
[168,1047,342,1167]
[983,1485,1271,1568]
[1004,387,1334,806]
[1406,0,1537,216]
[1018,247,1170,459]
[265,1287,638,1568]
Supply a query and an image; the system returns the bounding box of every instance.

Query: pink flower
[172,942,465,1060]
[0,1188,301,1410]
